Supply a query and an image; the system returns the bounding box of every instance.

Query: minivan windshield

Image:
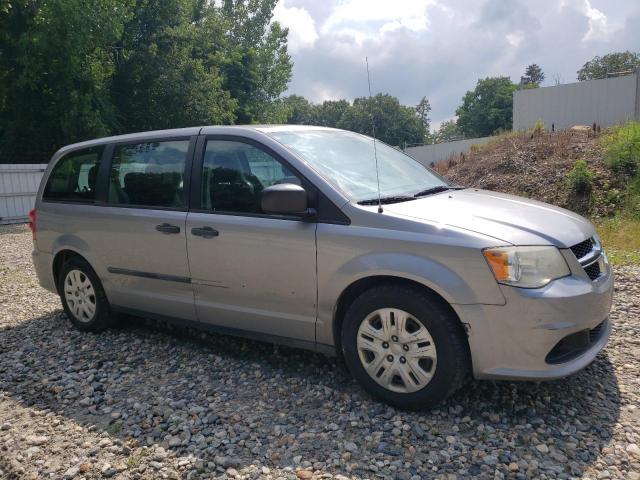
[269,129,454,204]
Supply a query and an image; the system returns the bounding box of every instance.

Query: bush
[600,121,640,173]
[566,160,594,194]
[532,119,545,136]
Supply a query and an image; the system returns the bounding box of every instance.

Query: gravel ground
[1,224,639,480]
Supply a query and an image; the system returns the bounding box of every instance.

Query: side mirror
[261,183,311,216]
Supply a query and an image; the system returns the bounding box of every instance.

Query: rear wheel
[341,284,469,409]
[58,257,115,332]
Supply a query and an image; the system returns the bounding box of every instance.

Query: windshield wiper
[413,185,463,198]
[358,195,415,206]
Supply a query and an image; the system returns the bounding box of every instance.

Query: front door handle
[191,226,219,238]
[156,223,181,234]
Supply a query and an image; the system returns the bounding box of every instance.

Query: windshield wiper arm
[358,195,415,206]
[413,185,463,198]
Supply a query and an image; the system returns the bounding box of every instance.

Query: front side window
[201,140,300,214]
[108,140,189,208]
[269,129,452,203]
[43,146,104,202]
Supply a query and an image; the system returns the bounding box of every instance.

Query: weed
[565,160,594,194]
[600,121,640,173]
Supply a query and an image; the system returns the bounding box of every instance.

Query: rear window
[107,140,189,208]
[43,146,104,202]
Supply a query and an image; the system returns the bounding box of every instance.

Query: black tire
[57,256,115,332]
[341,284,469,409]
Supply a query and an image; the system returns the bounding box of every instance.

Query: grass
[596,216,640,265]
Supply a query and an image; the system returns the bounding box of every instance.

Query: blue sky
[272,0,640,129]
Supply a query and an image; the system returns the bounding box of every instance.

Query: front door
[186,137,317,342]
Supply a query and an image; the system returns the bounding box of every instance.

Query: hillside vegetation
[436,122,640,264]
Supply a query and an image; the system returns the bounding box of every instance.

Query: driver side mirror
[261,183,313,217]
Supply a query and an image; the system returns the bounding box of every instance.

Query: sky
[272,0,640,129]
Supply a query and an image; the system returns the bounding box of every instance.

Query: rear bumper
[454,261,614,381]
[32,249,57,294]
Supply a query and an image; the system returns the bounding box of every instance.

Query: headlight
[483,246,570,288]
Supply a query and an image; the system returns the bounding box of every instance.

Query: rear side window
[43,146,104,202]
[108,140,189,208]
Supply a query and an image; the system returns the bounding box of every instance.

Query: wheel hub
[63,269,97,323]
[356,308,437,394]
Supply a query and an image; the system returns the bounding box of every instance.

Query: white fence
[513,72,640,131]
[0,164,47,225]
[404,136,490,167]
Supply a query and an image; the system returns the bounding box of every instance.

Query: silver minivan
[31,125,614,408]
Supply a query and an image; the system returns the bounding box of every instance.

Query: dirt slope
[436,130,621,218]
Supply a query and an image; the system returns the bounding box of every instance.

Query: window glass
[108,140,189,208]
[269,129,451,202]
[43,146,104,202]
[202,140,300,213]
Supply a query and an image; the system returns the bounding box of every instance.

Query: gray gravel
[1,224,639,480]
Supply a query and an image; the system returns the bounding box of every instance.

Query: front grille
[584,262,601,280]
[570,238,594,260]
[546,319,608,364]
[569,237,604,281]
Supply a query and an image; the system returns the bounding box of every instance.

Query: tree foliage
[276,94,427,147]
[577,51,640,81]
[432,120,464,143]
[455,77,517,138]
[0,0,292,162]
[520,64,544,86]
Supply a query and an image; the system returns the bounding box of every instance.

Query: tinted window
[43,146,104,202]
[108,140,189,208]
[201,140,301,214]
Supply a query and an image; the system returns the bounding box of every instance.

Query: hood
[382,189,595,248]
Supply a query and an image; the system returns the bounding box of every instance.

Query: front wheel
[58,257,115,332]
[341,285,469,409]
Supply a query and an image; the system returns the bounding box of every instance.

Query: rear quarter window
[43,146,104,202]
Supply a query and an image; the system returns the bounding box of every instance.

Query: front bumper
[453,255,614,381]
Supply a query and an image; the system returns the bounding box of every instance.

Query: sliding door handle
[156,223,180,234]
[191,226,219,238]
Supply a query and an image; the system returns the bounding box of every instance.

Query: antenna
[366,56,383,214]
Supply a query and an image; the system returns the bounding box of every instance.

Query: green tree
[0,0,133,161]
[577,51,640,81]
[520,64,544,86]
[415,96,431,140]
[310,100,350,127]
[111,0,236,133]
[455,77,517,137]
[0,0,293,162]
[219,0,292,123]
[432,120,464,143]
[338,94,427,147]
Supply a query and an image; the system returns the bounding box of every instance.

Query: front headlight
[483,246,570,288]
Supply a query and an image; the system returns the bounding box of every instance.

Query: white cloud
[560,0,613,41]
[322,0,436,35]
[273,1,318,53]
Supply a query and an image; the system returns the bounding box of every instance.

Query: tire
[341,284,469,409]
[57,256,115,332]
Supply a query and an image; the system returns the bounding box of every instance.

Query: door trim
[107,267,191,284]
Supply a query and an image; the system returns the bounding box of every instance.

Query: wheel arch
[332,275,470,357]
[52,249,92,294]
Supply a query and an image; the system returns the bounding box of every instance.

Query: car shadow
[1,310,621,478]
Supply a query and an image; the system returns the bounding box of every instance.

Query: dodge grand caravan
[31,125,614,408]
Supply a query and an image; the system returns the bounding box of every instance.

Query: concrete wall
[513,73,640,131]
[404,136,490,167]
[0,164,47,224]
